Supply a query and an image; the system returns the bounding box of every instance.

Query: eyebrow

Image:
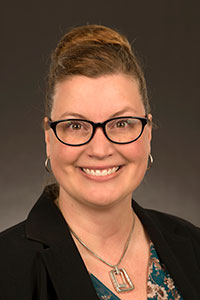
[58,107,140,120]
[59,112,87,119]
[110,107,139,118]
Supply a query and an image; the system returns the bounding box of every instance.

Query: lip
[78,165,124,181]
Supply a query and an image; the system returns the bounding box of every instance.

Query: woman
[0,25,199,300]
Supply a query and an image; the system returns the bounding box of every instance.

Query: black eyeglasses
[48,116,148,146]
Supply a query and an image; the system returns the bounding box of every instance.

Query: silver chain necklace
[69,215,135,293]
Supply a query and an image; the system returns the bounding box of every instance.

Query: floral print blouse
[90,243,183,300]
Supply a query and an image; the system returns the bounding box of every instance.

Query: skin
[44,74,152,299]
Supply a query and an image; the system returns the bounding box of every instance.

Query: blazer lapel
[25,186,99,300]
[39,240,98,300]
[133,200,200,300]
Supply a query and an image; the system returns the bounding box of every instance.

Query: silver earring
[45,157,51,173]
[147,154,153,170]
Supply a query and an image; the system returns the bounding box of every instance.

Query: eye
[69,122,82,130]
[116,120,128,128]
[60,120,91,132]
[115,118,135,129]
[107,118,134,130]
[58,120,84,132]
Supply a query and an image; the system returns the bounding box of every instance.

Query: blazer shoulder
[0,221,45,300]
[0,220,43,253]
[0,221,44,274]
[145,207,200,242]
[0,220,26,238]
[0,221,26,248]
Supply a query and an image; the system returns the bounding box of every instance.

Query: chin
[82,197,121,209]
[79,188,132,210]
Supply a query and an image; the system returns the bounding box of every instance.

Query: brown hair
[45,24,150,117]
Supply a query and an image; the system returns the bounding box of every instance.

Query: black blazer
[0,186,200,300]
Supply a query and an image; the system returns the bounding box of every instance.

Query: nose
[86,127,114,159]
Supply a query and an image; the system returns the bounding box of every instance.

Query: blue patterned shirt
[90,243,183,300]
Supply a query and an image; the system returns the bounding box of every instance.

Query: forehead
[52,74,145,120]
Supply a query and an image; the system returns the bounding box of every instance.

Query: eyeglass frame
[48,116,148,146]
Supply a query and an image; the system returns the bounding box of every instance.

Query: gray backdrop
[1,0,200,231]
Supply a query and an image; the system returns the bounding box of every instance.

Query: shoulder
[0,220,26,242]
[154,209,200,241]
[133,200,200,243]
[0,221,43,252]
[0,220,44,268]
[0,221,43,299]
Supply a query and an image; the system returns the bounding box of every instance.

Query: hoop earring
[147,154,153,170]
[45,157,51,173]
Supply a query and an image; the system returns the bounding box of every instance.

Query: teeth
[82,167,119,176]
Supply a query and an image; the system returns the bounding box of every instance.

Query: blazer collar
[25,185,68,246]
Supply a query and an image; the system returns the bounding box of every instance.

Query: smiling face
[45,74,152,209]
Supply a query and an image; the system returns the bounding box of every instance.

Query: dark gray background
[1,0,199,231]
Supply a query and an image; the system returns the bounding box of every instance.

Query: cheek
[48,137,84,179]
[119,136,150,163]
[51,143,79,165]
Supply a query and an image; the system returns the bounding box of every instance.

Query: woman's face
[45,74,152,208]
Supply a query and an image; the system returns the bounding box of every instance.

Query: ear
[44,117,51,158]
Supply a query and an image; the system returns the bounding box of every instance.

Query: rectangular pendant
[109,267,134,293]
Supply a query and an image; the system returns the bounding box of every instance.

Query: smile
[82,167,120,176]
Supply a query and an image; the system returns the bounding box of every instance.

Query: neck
[57,188,135,250]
